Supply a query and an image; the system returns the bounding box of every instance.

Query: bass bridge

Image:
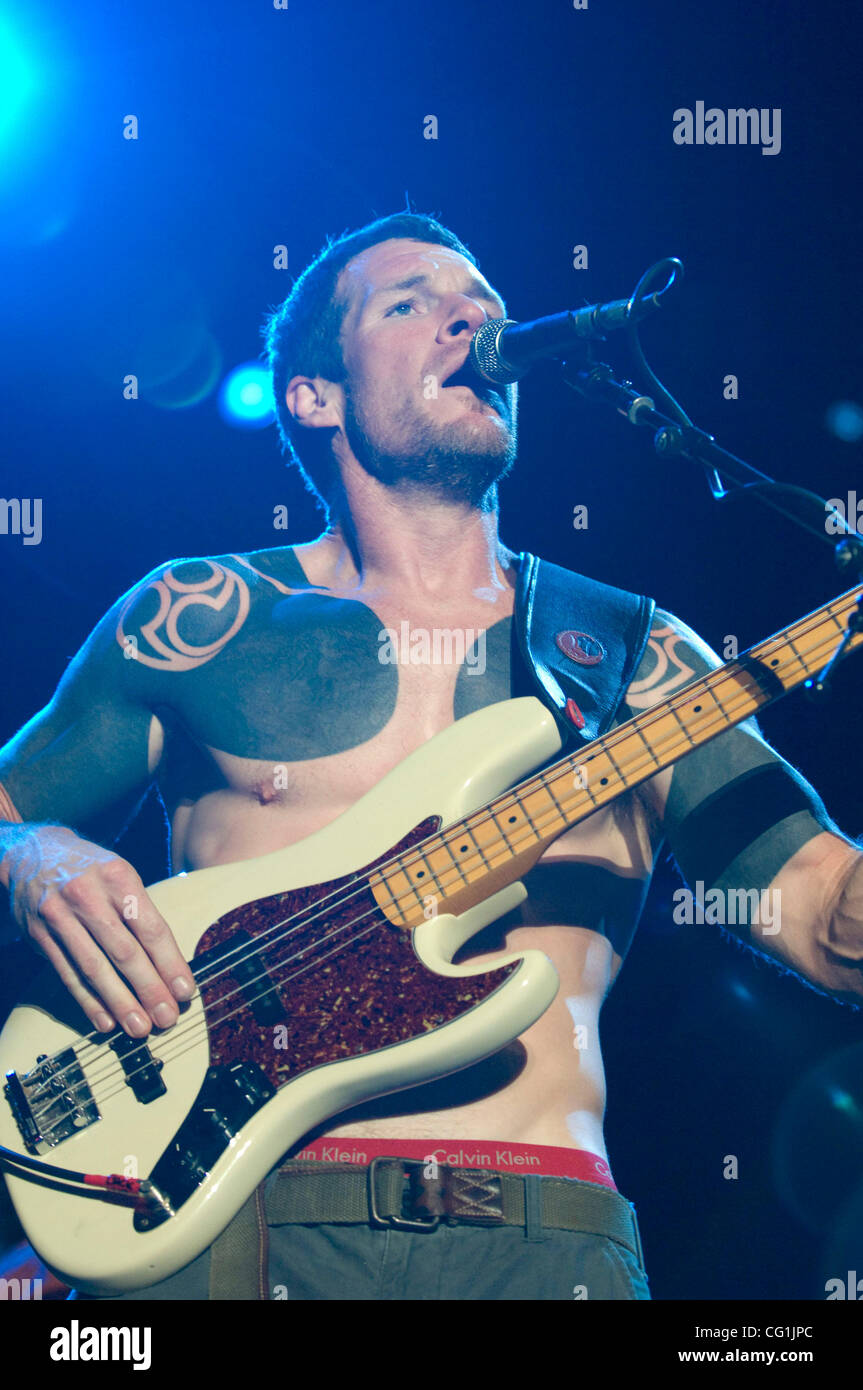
[4,1050,101,1154]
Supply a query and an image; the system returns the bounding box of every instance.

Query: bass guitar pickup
[110,1033,167,1104]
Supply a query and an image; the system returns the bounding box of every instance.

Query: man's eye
[386,299,418,317]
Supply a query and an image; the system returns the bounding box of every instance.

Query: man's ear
[284,376,343,432]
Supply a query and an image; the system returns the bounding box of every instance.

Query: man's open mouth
[440,361,505,416]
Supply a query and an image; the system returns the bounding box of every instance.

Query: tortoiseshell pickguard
[194,820,517,1091]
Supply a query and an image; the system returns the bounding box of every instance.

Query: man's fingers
[28,919,119,1035]
[37,891,184,1036]
[11,834,197,1037]
[106,876,196,1005]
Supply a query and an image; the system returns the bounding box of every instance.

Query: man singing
[1,212,860,1300]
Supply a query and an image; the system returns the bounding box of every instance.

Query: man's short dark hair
[261,212,478,514]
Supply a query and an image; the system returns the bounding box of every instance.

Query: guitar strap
[512,551,655,746]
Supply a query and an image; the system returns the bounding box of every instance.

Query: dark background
[0,0,861,1299]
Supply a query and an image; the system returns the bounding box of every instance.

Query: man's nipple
[251,770,289,806]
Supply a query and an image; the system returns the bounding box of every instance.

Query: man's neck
[295,482,518,605]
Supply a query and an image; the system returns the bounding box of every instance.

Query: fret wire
[454,820,494,873]
[385,871,427,922]
[701,661,771,724]
[539,770,588,835]
[769,648,795,684]
[514,798,542,841]
[486,808,519,853]
[667,702,697,747]
[397,821,500,912]
[631,722,662,770]
[772,628,818,677]
[598,740,627,782]
[568,756,601,806]
[789,615,840,674]
[575,747,651,806]
[533,678,767,833]
[707,674,744,726]
[401,695,742,906]
[782,630,809,675]
[403,854,448,902]
[540,771,575,821]
[461,806,522,856]
[440,835,471,886]
[373,872,405,916]
[826,603,850,637]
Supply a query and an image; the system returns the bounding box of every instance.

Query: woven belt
[274,1158,641,1251]
[208,1158,646,1298]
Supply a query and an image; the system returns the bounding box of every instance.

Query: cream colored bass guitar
[1,584,860,1293]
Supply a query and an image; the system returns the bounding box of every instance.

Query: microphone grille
[469,318,521,384]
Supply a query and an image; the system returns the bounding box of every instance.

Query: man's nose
[439,293,493,341]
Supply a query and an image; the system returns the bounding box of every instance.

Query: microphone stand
[562,358,863,699]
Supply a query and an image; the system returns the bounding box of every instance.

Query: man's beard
[342,381,517,508]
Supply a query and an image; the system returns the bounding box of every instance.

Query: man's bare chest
[139,562,653,952]
[156,581,517,770]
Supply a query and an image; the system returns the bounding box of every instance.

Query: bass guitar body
[0,697,562,1294]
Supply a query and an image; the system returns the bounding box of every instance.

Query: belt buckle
[367,1156,441,1232]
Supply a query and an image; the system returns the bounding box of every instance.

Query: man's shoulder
[648,604,724,669]
[103,547,309,675]
[123,546,309,601]
[618,603,733,716]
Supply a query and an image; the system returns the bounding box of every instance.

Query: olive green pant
[70,1171,650,1302]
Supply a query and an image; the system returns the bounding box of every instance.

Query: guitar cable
[0,1139,165,1212]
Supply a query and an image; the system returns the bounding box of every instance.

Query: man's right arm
[0,565,196,1036]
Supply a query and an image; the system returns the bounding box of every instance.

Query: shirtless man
[1,212,861,1301]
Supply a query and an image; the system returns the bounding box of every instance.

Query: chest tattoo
[116,550,515,763]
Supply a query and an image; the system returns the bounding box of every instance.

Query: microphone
[468,289,668,384]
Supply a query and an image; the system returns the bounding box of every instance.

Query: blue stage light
[827,1086,859,1118]
[0,15,38,148]
[825,401,863,444]
[218,362,276,429]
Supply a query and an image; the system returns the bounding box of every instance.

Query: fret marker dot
[600,777,608,785]
[508,815,517,823]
